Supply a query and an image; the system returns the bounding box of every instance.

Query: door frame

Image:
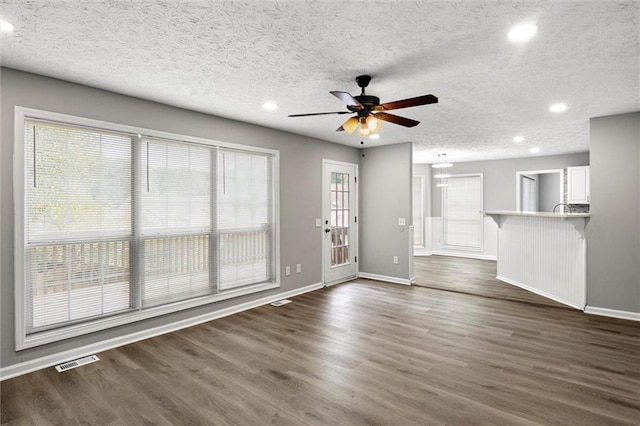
[515,168,563,212]
[321,159,359,286]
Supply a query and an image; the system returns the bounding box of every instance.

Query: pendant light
[433,154,453,188]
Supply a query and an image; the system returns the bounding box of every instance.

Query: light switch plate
[398,218,406,226]
[285,266,291,276]
[315,218,322,227]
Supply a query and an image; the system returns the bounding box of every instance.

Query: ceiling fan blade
[373,112,420,128]
[288,111,351,117]
[377,94,438,111]
[330,91,363,108]
[336,117,359,133]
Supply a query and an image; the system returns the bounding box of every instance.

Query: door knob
[324,228,331,233]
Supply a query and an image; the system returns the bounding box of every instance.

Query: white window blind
[141,138,214,308]
[18,111,278,348]
[217,149,273,290]
[24,120,133,333]
[443,174,483,250]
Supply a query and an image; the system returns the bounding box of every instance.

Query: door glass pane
[330,171,350,267]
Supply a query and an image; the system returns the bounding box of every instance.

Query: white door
[323,160,358,285]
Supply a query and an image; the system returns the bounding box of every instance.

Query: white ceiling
[1,1,638,163]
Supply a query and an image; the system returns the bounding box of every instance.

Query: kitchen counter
[481,211,587,310]
[482,210,590,219]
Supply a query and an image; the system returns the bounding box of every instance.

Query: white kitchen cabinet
[567,166,590,204]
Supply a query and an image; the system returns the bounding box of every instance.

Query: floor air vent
[270,299,292,307]
[55,355,100,372]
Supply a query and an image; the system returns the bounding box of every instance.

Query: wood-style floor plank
[2,273,639,425]
[413,255,570,308]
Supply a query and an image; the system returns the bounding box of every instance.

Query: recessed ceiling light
[437,183,448,188]
[262,101,278,111]
[369,134,380,139]
[513,136,525,142]
[549,103,568,113]
[529,147,540,154]
[0,19,15,33]
[508,23,538,43]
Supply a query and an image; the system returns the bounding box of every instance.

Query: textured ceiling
[1,1,638,163]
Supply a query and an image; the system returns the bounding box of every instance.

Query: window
[442,174,483,250]
[16,108,278,349]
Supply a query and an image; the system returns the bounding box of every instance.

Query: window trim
[14,106,280,350]
[412,175,425,249]
[441,172,484,252]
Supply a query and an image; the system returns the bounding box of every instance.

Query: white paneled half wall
[495,215,586,309]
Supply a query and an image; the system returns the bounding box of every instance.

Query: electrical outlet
[285,266,291,276]
[296,264,301,273]
[393,256,399,264]
[398,218,406,226]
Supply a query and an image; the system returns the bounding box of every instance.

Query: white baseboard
[324,275,357,287]
[0,282,324,381]
[431,251,497,261]
[584,306,640,322]
[358,272,411,285]
[496,275,583,310]
[413,250,433,257]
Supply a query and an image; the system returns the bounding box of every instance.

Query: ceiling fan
[288,75,438,136]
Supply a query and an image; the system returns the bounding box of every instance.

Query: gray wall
[0,68,361,368]
[587,112,640,313]
[426,152,590,216]
[538,172,562,212]
[360,143,412,279]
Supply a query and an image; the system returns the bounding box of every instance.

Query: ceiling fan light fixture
[289,75,437,135]
[365,115,382,131]
[341,116,359,134]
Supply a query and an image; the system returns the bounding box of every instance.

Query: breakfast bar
[483,211,590,309]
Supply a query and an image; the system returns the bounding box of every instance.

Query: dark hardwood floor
[414,255,568,308]
[2,279,639,425]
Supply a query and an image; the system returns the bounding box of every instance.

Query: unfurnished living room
[1,1,639,425]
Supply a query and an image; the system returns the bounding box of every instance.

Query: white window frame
[441,173,484,252]
[412,175,425,248]
[14,106,280,350]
